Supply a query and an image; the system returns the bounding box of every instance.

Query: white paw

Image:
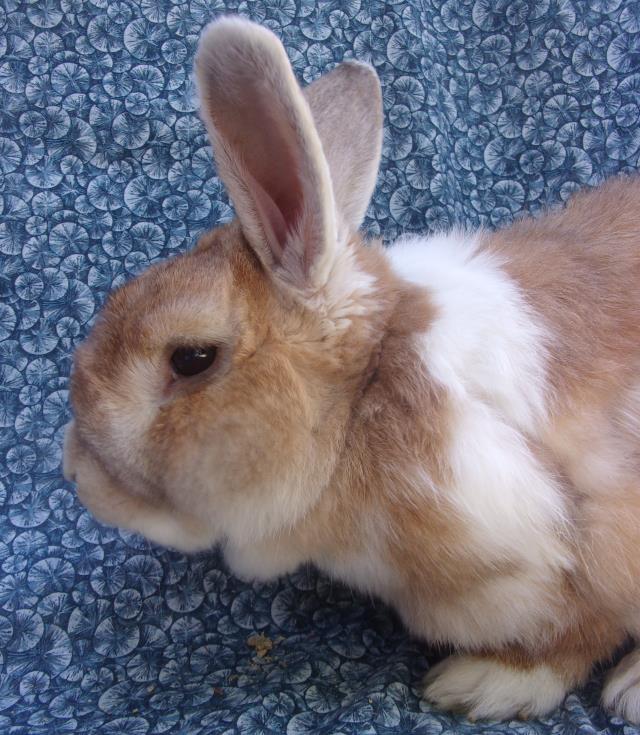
[602,649,640,724]
[423,654,567,720]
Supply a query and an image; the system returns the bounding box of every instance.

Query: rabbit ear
[303,61,383,237]
[195,18,338,293]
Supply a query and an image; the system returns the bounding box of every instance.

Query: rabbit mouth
[63,420,136,524]
[63,419,216,552]
[63,421,128,527]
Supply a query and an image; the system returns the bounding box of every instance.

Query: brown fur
[480,176,640,659]
[486,176,640,411]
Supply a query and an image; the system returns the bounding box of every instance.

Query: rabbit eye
[170,345,218,377]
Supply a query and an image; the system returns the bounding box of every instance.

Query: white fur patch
[424,654,567,720]
[318,539,398,603]
[387,232,568,552]
[223,538,304,582]
[602,649,640,723]
[387,231,572,646]
[444,399,570,574]
[389,231,549,433]
[314,514,399,603]
[310,243,377,334]
[417,567,565,649]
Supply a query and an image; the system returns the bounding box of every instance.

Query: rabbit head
[64,18,383,552]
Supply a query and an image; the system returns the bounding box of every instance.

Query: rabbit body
[64,18,640,722]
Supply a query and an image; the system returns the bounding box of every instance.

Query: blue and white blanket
[1,1,640,732]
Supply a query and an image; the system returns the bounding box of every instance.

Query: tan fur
[486,176,640,411]
[484,176,640,627]
[65,18,640,723]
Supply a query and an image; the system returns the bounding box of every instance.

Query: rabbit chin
[63,420,219,553]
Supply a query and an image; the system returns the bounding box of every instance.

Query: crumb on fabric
[246,632,274,658]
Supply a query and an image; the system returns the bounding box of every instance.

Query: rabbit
[63,16,640,723]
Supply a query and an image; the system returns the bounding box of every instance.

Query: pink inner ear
[248,178,289,261]
[215,84,305,264]
[242,154,303,266]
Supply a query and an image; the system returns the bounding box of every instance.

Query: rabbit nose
[62,421,78,483]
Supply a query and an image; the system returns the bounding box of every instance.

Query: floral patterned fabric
[1,0,640,733]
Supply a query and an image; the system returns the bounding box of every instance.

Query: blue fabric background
[1,0,640,733]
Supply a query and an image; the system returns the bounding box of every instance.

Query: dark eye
[170,345,218,377]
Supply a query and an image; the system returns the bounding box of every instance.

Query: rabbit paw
[602,648,640,724]
[423,654,567,720]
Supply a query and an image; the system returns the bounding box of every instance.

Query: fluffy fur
[64,18,640,723]
[423,655,567,720]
